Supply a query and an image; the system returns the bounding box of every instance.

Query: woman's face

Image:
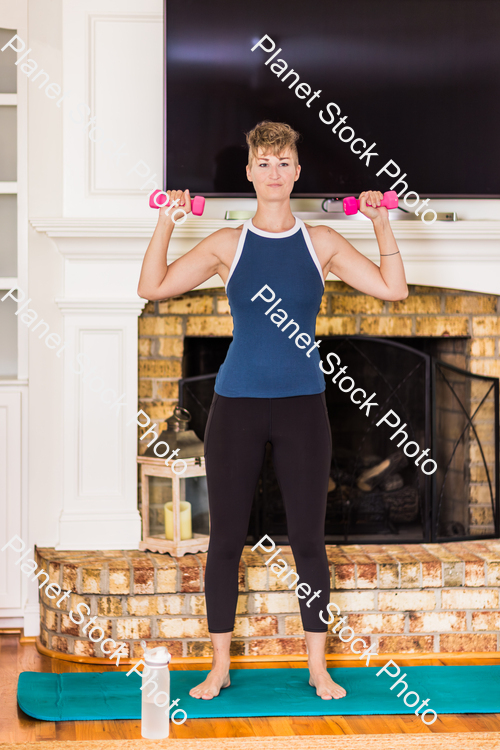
[246,148,301,201]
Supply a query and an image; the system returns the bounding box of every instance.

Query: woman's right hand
[158,189,191,225]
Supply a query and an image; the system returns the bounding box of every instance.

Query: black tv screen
[165,0,500,198]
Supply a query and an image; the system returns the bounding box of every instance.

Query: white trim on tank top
[225,215,324,289]
[296,217,325,288]
[247,216,299,239]
[225,221,249,288]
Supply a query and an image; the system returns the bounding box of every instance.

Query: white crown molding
[55,298,147,314]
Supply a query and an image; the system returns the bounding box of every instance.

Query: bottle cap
[141,641,171,668]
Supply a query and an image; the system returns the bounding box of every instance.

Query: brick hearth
[37,541,500,661]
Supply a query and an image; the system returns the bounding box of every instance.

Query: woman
[138,121,408,702]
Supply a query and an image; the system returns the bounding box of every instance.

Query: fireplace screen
[180,336,499,544]
[433,360,499,541]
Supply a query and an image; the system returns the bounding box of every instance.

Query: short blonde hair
[245,121,300,168]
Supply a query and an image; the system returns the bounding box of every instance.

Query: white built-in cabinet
[0,6,29,626]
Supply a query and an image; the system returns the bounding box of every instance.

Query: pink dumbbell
[343,190,398,216]
[149,190,205,216]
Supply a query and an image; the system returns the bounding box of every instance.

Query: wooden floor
[2,633,500,743]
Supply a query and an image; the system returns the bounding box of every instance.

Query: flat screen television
[165,0,500,198]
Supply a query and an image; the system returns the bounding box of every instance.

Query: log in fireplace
[179,336,499,544]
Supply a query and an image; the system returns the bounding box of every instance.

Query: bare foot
[309,669,347,700]
[189,668,231,700]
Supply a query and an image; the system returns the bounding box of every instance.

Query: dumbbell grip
[149,190,205,217]
[343,190,398,216]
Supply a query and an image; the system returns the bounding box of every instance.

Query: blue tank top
[214,216,326,398]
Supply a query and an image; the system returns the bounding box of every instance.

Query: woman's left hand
[358,190,388,222]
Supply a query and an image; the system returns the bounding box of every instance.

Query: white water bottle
[140,640,172,740]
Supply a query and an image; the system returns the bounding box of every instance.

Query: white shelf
[0,182,17,194]
[0,278,17,289]
[0,94,17,105]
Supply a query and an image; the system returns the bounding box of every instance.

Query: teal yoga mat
[17,666,500,721]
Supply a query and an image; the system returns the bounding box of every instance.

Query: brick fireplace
[34,281,500,661]
[138,282,500,538]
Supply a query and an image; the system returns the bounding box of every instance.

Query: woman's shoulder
[302,222,340,240]
[201,224,244,251]
[209,224,245,242]
[301,222,342,268]
[201,224,245,268]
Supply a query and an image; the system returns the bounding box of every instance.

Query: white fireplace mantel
[30,216,500,243]
[31,217,500,295]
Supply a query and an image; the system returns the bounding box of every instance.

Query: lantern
[137,407,209,556]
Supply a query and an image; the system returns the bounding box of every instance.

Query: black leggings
[204,392,332,633]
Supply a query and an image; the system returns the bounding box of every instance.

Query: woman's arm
[309,190,408,301]
[137,189,236,301]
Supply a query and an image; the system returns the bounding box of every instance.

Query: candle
[164,501,192,540]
